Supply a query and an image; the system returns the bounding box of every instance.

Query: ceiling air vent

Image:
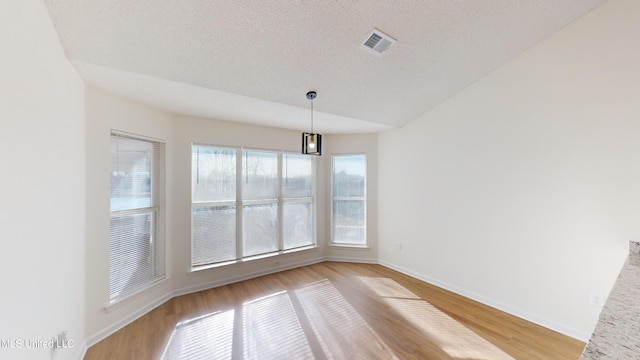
[361,28,396,56]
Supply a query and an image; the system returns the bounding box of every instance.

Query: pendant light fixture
[302,91,322,156]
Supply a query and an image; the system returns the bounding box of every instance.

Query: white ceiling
[43,0,606,134]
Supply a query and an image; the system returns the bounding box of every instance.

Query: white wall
[85,86,174,343]
[0,1,85,359]
[378,0,640,341]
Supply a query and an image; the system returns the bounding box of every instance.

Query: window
[242,150,279,257]
[192,147,237,266]
[110,133,165,303]
[331,154,366,246]
[282,153,314,249]
[191,146,315,268]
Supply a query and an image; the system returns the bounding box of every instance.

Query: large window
[331,154,366,246]
[110,132,165,303]
[192,146,315,268]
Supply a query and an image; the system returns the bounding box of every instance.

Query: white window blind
[282,153,314,250]
[110,133,164,302]
[192,146,237,266]
[191,146,315,268]
[331,155,367,245]
[242,150,279,257]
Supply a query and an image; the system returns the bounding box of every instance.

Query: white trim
[190,245,319,272]
[283,245,317,254]
[109,133,166,305]
[378,259,590,342]
[278,152,284,251]
[110,129,166,143]
[87,291,173,348]
[325,256,378,264]
[75,343,87,360]
[190,259,239,272]
[328,244,370,250]
[106,277,169,311]
[330,153,368,246]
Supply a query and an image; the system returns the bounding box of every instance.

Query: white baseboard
[378,259,590,342]
[85,291,173,349]
[75,344,87,360]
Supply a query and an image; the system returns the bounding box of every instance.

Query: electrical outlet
[50,331,69,360]
[589,293,605,307]
[396,242,402,250]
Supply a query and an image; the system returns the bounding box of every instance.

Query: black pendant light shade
[302,132,322,155]
[302,91,322,156]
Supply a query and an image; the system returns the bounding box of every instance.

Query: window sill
[105,276,168,312]
[329,244,370,250]
[190,259,239,273]
[284,245,317,254]
[190,245,318,273]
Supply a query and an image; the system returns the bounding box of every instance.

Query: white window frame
[109,131,166,304]
[281,152,316,252]
[330,154,367,247]
[241,149,280,258]
[191,145,239,267]
[191,145,316,270]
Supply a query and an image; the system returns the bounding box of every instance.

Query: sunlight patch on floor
[385,298,514,359]
[358,276,513,360]
[296,279,399,360]
[161,310,234,359]
[357,276,420,299]
[242,290,314,359]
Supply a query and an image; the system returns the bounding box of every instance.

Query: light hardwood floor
[85,262,585,359]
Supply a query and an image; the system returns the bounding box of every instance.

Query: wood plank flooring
[85,262,585,359]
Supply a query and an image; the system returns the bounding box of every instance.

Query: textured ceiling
[43,0,606,134]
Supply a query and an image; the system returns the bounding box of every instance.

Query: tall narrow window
[192,146,237,266]
[282,153,314,250]
[242,150,278,257]
[110,133,164,303]
[331,155,367,246]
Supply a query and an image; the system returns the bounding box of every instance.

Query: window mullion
[278,152,284,252]
[236,148,243,260]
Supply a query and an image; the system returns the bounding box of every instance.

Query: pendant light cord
[310,99,314,133]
